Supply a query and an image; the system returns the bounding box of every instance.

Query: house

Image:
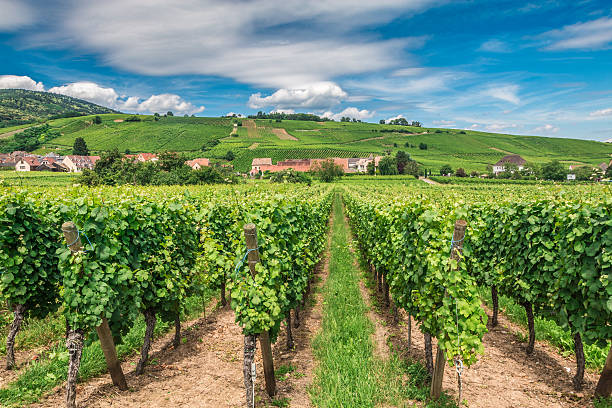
[251,158,273,175]
[136,153,158,162]
[15,157,40,172]
[186,158,210,170]
[62,155,100,172]
[36,157,67,172]
[492,155,526,174]
[599,162,609,173]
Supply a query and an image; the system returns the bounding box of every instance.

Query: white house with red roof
[62,155,101,172]
[186,158,210,170]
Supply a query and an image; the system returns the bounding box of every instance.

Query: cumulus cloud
[248,82,347,110]
[589,108,612,117]
[322,107,374,121]
[0,0,35,30]
[23,1,440,88]
[385,114,405,123]
[483,85,520,105]
[0,75,45,91]
[538,17,612,51]
[49,82,120,107]
[533,124,559,133]
[49,81,204,115]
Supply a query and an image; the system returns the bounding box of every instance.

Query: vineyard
[0,181,611,407]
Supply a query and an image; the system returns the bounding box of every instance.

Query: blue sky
[1,0,611,141]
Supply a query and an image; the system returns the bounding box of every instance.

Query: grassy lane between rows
[0,292,214,407]
[310,192,457,408]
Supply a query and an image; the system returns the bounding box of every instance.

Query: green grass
[480,288,610,369]
[0,290,214,407]
[0,171,79,187]
[310,193,456,407]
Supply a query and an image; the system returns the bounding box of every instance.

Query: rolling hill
[3,113,612,173]
[0,89,118,127]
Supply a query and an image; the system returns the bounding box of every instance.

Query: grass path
[310,193,416,407]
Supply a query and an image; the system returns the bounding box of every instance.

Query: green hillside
[0,89,117,127]
[5,113,610,172]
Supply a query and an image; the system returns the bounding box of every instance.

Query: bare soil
[248,143,259,150]
[113,119,124,123]
[419,177,439,185]
[489,147,513,154]
[270,128,298,141]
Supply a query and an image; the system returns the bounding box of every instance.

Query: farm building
[492,154,526,174]
[15,157,40,172]
[137,153,158,162]
[62,155,100,172]
[186,158,210,170]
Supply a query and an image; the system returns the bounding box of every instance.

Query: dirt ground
[270,128,298,141]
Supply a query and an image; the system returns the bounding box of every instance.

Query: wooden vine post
[430,219,467,400]
[243,223,276,407]
[595,344,612,397]
[62,222,128,408]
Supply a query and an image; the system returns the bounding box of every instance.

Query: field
[1,179,611,408]
[1,114,609,173]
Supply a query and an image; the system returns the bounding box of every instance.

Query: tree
[411,121,422,127]
[158,151,185,172]
[379,119,385,124]
[455,168,467,177]
[389,117,409,126]
[606,166,612,178]
[378,156,398,175]
[395,151,411,174]
[224,150,235,161]
[440,164,453,176]
[366,161,376,175]
[419,143,428,150]
[404,161,420,177]
[166,111,174,117]
[311,158,343,182]
[541,160,566,181]
[574,166,595,181]
[93,116,102,124]
[73,137,89,156]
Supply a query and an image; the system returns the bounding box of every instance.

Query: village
[1,149,610,181]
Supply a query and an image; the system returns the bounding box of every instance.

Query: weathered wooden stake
[407,314,412,349]
[573,332,585,390]
[62,221,128,405]
[286,311,294,350]
[595,343,612,397]
[430,219,467,400]
[383,273,390,308]
[244,223,276,401]
[173,312,181,349]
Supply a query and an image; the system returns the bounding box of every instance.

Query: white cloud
[539,17,612,51]
[323,107,374,121]
[0,75,45,91]
[589,108,612,117]
[122,93,205,115]
[49,82,120,107]
[534,124,559,133]
[0,0,35,30]
[483,85,520,105]
[248,82,347,110]
[384,114,405,123]
[49,81,204,115]
[433,120,455,127]
[478,39,511,53]
[486,123,518,132]
[25,1,441,88]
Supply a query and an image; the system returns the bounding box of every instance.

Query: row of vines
[0,185,332,406]
[343,184,611,398]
